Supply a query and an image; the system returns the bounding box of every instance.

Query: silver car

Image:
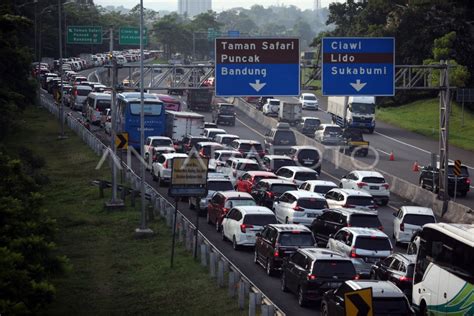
[314,124,344,145]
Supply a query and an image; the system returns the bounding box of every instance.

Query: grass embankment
[10,107,243,315]
[377,98,474,151]
[152,58,169,64]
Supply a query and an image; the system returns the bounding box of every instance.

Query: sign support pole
[170,198,178,268]
[57,0,67,140]
[194,207,200,259]
[454,176,458,202]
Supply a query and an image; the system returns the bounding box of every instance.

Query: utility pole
[438,61,450,215]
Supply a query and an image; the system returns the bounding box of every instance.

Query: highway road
[61,66,422,315]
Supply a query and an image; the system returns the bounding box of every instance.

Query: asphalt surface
[59,65,421,315]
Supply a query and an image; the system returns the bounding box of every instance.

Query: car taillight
[399,276,413,282]
[382,183,390,190]
[163,161,168,168]
[293,205,303,211]
[266,191,274,198]
[307,274,317,280]
[350,247,358,258]
[466,178,471,185]
[273,249,279,257]
[74,90,78,96]
[354,274,360,280]
[357,182,368,188]
[240,224,253,233]
[400,222,405,231]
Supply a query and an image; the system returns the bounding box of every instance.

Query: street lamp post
[58,0,66,139]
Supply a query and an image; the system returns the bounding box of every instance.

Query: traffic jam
[38,48,473,316]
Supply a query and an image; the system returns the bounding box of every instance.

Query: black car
[280,248,356,307]
[370,253,416,298]
[310,208,383,246]
[419,163,470,197]
[254,224,316,276]
[261,155,296,173]
[251,179,298,209]
[264,123,297,155]
[212,103,235,126]
[321,280,415,316]
[257,96,273,111]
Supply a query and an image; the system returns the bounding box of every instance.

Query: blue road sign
[322,37,395,96]
[215,38,300,97]
[227,30,240,37]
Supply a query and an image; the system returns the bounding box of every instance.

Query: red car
[207,191,256,231]
[236,171,278,193]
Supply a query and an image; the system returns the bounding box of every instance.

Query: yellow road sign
[115,132,128,150]
[171,157,208,185]
[344,287,373,316]
[454,159,462,176]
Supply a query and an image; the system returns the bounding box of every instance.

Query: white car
[262,98,281,116]
[393,206,436,244]
[325,188,377,212]
[222,157,261,185]
[327,227,393,263]
[340,170,390,206]
[214,134,240,148]
[298,180,338,195]
[273,190,328,226]
[221,205,277,250]
[188,173,235,214]
[144,136,175,163]
[275,166,319,186]
[299,93,319,110]
[209,150,243,171]
[204,128,227,141]
[314,124,344,145]
[151,153,187,186]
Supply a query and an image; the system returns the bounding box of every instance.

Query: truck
[278,101,302,126]
[186,89,213,111]
[165,110,205,143]
[327,96,376,133]
[339,128,370,157]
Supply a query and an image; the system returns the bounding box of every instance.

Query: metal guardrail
[41,92,285,316]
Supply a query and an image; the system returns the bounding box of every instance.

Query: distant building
[314,0,321,10]
[178,0,212,18]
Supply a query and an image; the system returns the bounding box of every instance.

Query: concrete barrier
[233,98,474,224]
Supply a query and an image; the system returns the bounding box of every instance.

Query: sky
[93,0,342,12]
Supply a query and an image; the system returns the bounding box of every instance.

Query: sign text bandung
[322,37,395,96]
[67,26,103,44]
[215,38,300,97]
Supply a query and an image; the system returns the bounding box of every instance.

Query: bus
[412,223,473,315]
[116,92,165,151]
[154,94,182,111]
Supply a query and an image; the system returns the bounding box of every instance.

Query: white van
[86,92,112,125]
[393,206,436,244]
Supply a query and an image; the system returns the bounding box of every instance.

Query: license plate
[303,161,313,165]
[370,186,379,190]
[327,282,340,288]
[307,213,318,218]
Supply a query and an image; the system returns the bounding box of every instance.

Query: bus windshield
[129,102,163,116]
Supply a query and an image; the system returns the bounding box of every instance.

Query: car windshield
[271,184,297,194]
[351,102,375,115]
[269,159,296,171]
[297,149,319,160]
[219,105,234,114]
[243,214,277,226]
[350,215,382,228]
[279,232,314,246]
[208,181,233,191]
[190,138,208,146]
[254,175,276,183]
[312,260,355,276]
[152,139,172,147]
[403,214,436,226]
[362,177,386,184]
[77,88,91,96]
[274,131,296,146]
[372,298,410,315]
[225,199,256,208]
[297,198,328,209]
[313,185,337,194]
[324,126,342,134]
[355,237,391,251]
[304,119,320,127]
[221,137,238,145]
[447,166,469,177]
[346,196,374,206]
[218,152,242,161]
[237,163,260,171]
[96,99,111,111]
[303,95,317,101]
[294,172,318,181]
[269,100,280,105]
[130,102,163,115]
[239,143,263,151]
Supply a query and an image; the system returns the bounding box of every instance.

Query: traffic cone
[412,161,420,172]
[389,151,395,161]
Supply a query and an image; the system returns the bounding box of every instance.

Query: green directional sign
[119,27,148,46]
[67,26,102,44]
[207,28,221,41]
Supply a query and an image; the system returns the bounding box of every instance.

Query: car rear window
[271,159,296,170]
[313,260,355,276]
[225,199,256,208]
[271,184,297,194]
[221,137,238,145]
[448,166,469,177]
[355,237,391,251]
[243,214,277,226]
[254,175,276,183]
[239,143,263,151]
[297,198,328,210]
[269,100,280,105]
[362,177,386,184]
[208,181,233,191]
[152,139,173,147]
[219,152,242,160]
[96,99,111,111]
[373,298,410,315]
[190,138,208,146]
[294,172,318,181]
[274,131,296,145]
[349,214,382,228]
[77,88,92,96]
[237,163,260,171]
[403,214,436,226]
[346,196,374,206]
[324,126,342,134]
[297,149,319,160]
[304,119,320,127]
[278,232,314,246]
[219,104,234,113]
[314,185,337,194]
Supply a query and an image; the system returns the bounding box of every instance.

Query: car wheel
[280,273,288,292]
[232,236,240,251]
[189,198,195,210]
[253,250,259,264]
[206,211,211,224]
[321,302,329,316]
[297,286,307,307]
[266,259,274,276]
[419,301,428,316]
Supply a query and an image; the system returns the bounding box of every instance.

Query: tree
[152,13,191,58]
